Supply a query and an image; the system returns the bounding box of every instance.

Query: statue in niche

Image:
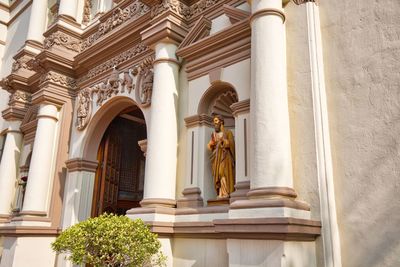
[207,115,235,198]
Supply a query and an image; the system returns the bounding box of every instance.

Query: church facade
[0,0,398,266]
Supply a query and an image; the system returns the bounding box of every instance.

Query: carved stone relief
[9,90,32,103]
[80,42,148,83]
[43,32,81,53]
[80,1,149,52]
[40,71,77,89]
[76,57,154,130]
[76,87,92,130]
[12,56,34,73]
[133,56,154,108]
[150,0,224,20]
[90,67,135,106]
[82,0,92,25]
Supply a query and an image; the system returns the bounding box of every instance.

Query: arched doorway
[91,105,146,217]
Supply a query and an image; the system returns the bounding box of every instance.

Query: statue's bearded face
[213,117,222,132]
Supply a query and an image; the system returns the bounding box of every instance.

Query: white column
[58,0,78,21]
[26,0,49,43]
[0,122,23,215]
[249,0,293,190]
[142,43,179,206]
[22,104,58,213]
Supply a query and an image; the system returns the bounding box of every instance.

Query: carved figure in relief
[77,88,92,130]
[140,69,153,105]
[207,115,235,198]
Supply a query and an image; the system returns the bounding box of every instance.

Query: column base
[140,198,177,208]
[230,181,250,203]
[176,187,204,208]
[247,186,297,199]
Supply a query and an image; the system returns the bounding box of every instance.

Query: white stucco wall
[320,0,400,266]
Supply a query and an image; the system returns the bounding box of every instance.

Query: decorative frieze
[80,1,149,52]
[150,0,224,20]
[83,43,149,82]
[43,32,81,53]
[40,71,77,89]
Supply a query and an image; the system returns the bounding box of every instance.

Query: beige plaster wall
[319,0,400,266]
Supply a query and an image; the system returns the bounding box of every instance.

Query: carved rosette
[133,56,154,108]
[44,32,81,53]
[76,87,92,131]
[40,71,77,89]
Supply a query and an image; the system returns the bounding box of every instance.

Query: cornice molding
[184,114,213,128]
[230,99,250,116]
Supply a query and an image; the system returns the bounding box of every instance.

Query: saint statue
[207,115,235,198]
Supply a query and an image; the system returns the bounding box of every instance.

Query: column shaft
[142,43,179,206]
[0,124,23,215]
[22,104,58,213]
[249,0,293,190]
[26,0,49,43]
[58,0,78,20]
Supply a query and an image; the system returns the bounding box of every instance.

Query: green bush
[52,214,165,267]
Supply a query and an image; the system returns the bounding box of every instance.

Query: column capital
[141,14,188,48]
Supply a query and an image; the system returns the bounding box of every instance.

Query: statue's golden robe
[209,129,235,197]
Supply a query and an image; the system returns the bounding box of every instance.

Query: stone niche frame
[180,82,239,207]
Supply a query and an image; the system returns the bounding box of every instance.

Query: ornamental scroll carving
[40,71,77,89]
[82,43,148,81]
[150,0,223,20]
[80,1,149,52]
[132,56,154,108]
[10,90,32,103]
[12,56,34,73]
[44,32,81,53]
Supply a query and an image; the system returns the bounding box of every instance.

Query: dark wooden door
[92,126,122,217]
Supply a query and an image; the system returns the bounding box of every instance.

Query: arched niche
[197,82,238,128]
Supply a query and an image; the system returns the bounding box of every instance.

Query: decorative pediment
[178,16,211,50]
